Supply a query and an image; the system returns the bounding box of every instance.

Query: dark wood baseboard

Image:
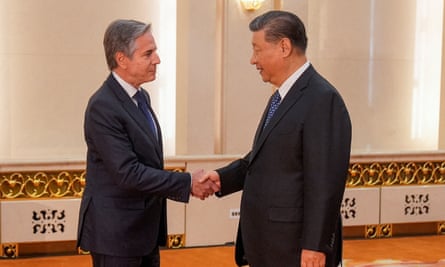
[1,241,78,258]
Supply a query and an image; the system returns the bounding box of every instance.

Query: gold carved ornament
[2,162,444,199]
[0,171,86,199]
[346,161,445,187]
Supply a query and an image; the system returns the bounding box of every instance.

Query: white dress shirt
[277,61,311,101]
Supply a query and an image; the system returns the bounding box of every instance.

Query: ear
[115,51,128,69]
[280,38,292,58]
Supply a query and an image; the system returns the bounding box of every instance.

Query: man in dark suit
[202,11,351,267]
[77,19,218,267]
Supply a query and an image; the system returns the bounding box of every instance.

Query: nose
[153,52,161,64]
[250,53,256,65]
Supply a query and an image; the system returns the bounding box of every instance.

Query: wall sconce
[240,0,265,11]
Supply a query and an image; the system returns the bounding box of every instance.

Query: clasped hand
[191,170,221,200]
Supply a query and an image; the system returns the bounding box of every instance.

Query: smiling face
[115,31,161,88]
[250,30,286,87]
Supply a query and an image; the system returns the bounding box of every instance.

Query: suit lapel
[250,66,316,163]
[106,75,163,159]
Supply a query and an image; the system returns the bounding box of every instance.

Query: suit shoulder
[307,72,346,101]
[307,71,335,92]
[303,72,350,119]
[84,84,124,128]
[87,81,118,108]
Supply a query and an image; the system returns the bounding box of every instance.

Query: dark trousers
[91,247,160,267]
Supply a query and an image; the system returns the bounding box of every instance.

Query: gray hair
[103,19,152,70]
[249,11,308,53]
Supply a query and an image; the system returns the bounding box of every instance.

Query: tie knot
[134,90,145,103]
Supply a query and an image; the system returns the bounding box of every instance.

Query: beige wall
[307,0,443,152]
[0,0,156,160]
[176,0,219,155]
[440,0,445,150]
[177,0,445,156]
[1,0,445,161]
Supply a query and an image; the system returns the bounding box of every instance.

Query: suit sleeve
[216,152,251,197]
[301,87,352,254]
[85,98,191,203]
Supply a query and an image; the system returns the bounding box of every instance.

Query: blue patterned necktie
[263,90,281,129]
[134,90,158,140]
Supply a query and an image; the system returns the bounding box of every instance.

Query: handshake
[190,170,221,200]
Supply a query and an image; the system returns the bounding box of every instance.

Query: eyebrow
[143,46,156,54]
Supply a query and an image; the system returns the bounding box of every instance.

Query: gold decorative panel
[364,224,393,239]
[347,161,445,187]
[379,224,392,238]
[2,161,443,199]
[438,222,445,235]
[365,225,378,239]
[0,243,18,258]
[167,234,185,249]
[0,167,185,199]
[0,171,85,199]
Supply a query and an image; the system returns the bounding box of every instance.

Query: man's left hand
[301,249,326,267]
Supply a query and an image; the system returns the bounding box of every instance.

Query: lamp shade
[240,0,265,11]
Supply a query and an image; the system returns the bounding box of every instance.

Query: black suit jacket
[217,65,351,267]
[77,74,191,257]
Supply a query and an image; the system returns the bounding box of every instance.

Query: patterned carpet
[345,259,445,267]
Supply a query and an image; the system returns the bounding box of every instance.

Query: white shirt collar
[112,72,140,100]
[277,61,311,100]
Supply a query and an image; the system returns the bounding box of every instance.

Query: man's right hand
[191,169,220,200]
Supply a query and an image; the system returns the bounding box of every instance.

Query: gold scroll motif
[379,224,393,238]
[346,161,445,187]
[1,162,444,198]
[365,225,378,239]
[168,234,186,249]
[364,224,393,239]
[0,171,85,199]
[438,222,445,235]
[0,243,18,258]
[1,167,184,199]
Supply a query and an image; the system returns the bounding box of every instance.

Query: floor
[0,235,443,267]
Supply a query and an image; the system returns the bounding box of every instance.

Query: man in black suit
[202,11,352,267]
[77,19,218,267]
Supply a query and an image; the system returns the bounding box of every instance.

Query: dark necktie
[134,90,158,140]
[263,90,281,129]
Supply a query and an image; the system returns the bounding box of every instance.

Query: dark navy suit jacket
[77,74,191,257]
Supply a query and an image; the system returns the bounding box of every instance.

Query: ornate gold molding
[2,160,444,198]
[0,243,18,258]
[438,222,445,235]
[347,161,445,187]
[0,171,85,199]
[168,234,185,249]
[379,224,392,238]
[364,224,393,239]
[365,225,378,239]
[1,167,185,199]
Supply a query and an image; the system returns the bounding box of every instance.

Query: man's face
[250,30,283,87]
[124,32,160,88]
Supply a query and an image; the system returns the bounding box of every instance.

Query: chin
[261,76,270,83]
[146,76,156,82]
